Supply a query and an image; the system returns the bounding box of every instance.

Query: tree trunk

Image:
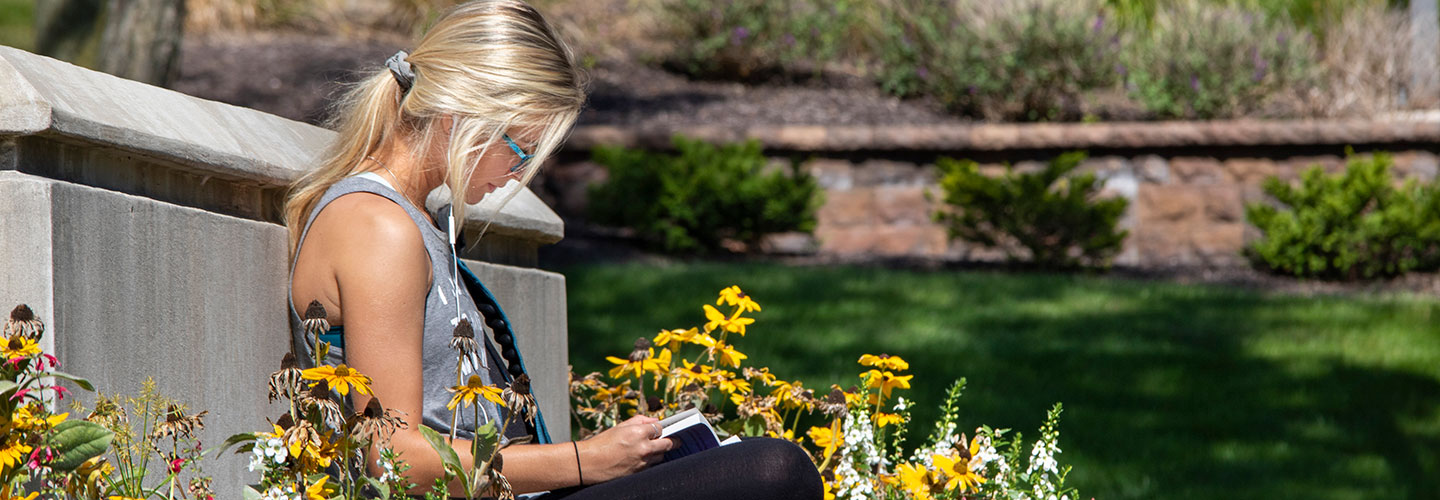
[97,0,186,87]
[34,0,103,63]
[1410,0,1439,106]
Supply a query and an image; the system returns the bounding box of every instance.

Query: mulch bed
[174,31,963,129]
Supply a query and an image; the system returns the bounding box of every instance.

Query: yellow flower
[108,496,143,500]
[305,476,332,500]
[896,462,936,500]
[743,366,777,386]
[605,348,671,379]
[863,369,913,399]
[822,480,835,500]
[808,419,843,461]
[696,335,748,368]
[0,439,33,472]
[858,353,909,371]
[301,363,372,397]
[1,336,40,359]
[671,359,713,390]
[933,435,987,493]
[447,375,506,410]
[3,490,39,500]
[715,372,751,395]
[12,404,66,431]
[873,412,904,428]
[717,286,761,313]
[702,305,755,336]
[653,327,698,351]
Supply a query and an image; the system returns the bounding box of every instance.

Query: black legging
[536,438,823,500]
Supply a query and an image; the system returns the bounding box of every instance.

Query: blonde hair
[284,0,586,257]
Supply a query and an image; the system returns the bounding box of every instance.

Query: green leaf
[0,380,16,396]
[243,486,263,500]
[48,370,95,391]
[47,420,114,471]
[215,432,260,457]
[417,425,463,478]
[363,477,390,499]
[472,422,499,462]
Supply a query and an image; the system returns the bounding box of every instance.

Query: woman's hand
[578,415,674,484]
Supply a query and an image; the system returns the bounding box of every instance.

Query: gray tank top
[288,174,525,441]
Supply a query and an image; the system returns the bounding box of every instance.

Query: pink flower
[169,458,185,473]
[40,353,57,369]
[9,388,29,400]
[49,386,67,400]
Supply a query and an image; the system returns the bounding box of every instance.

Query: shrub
[1124,1,1318,119]
[872,0,1124,121]
[587,136,823,254]
[656,0,872,80]
[1245,152,1440,280]
[934,152,1129,269]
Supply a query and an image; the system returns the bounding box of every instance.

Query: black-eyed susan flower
[807,419,843,460]
[652,327,698,351]
[873,412,904,428]
[4,305,43,340]
[150,404,207,441]
[2,335,39,359]
[304,476,331,500]
[11,403,66,431]
[447,375,505,411]
[816,388,849,417]
[301,301,329,338]
[604,348,670,379]
[932,434,987,493]
[896,462,937,500]
[0,439,32,472]
[281,419,321,462]
[670,360,713,390]
[449,318,479,358]
[268,352,303,403]
[694,334,747,368]
[863,369,913,399]
[299,384,344,431]
[502,373,538,424]
[717,286,761,313]
[348,397,407,445]
[301,363,373,397]
[702,305,755,336]
[858,353,910,371]
[742,366,777,386]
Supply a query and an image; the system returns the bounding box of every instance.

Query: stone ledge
[0,47,562,244]
[569,118,1440,152]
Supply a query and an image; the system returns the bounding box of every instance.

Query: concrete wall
[0,47,571,496]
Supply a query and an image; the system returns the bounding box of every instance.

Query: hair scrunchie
[385,50,416,93]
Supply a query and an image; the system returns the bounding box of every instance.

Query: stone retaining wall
[547,121,1440,267]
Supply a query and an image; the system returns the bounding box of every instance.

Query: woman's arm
[318,195,672,495]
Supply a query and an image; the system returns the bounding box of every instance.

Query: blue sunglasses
[502,134,534,174]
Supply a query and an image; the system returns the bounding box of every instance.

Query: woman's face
[460,128,538,205]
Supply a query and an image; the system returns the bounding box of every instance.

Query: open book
[658,408,743,462]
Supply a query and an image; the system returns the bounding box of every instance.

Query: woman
[284,1,821,498]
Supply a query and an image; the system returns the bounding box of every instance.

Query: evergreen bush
[1245,152,1440,280]
[656,0,870,81]
[934,152,1130,269]
[588,136,823,254]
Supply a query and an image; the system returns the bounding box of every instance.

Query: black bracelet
[573,441,583,486]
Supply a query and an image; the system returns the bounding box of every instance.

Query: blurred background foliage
[0,0,1430,120]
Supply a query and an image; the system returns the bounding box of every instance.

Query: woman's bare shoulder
[306,192,431,282]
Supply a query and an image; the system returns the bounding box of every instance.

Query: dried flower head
[818,388,848,417]
[151,404,207,441]
[282,419,321,456]
[302,300,330,337]
[502,374,538,424]
[449,318,479,357]
[300,383,344,431]
[489,467,515,500]
[349,397,407,446]
[5,304,44,340]
[628,337,652,362]
[85,397,128,429]
[188,477,215,500]
[268,352,304,403]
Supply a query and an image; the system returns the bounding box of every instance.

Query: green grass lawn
[0,0,33,51]
[560,261,1440,500]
